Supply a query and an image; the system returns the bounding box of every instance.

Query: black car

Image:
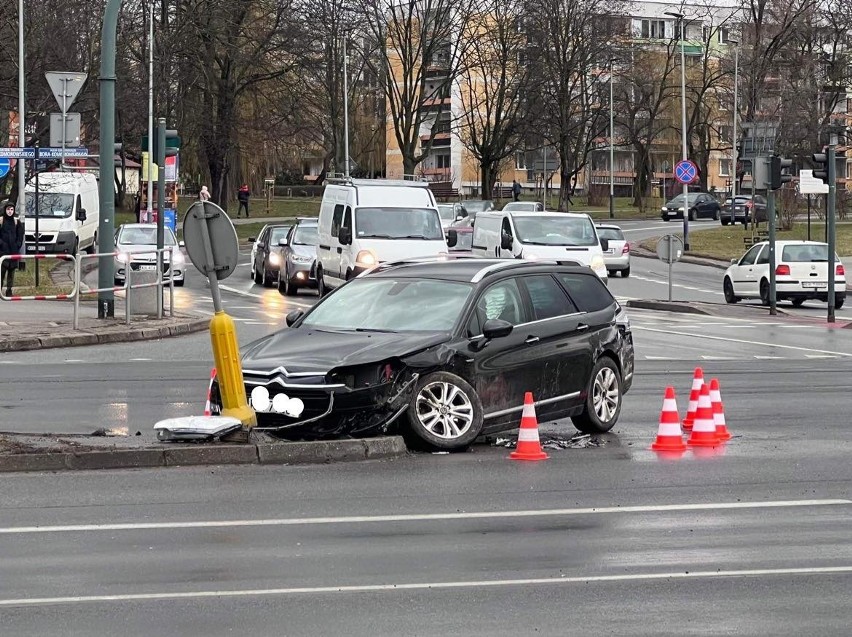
[209,259,634,450]
[250,224,292,287]
[661,192,720,221]
[721,195,768,225]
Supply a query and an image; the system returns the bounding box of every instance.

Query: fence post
[169,246,175,317]
[126,264,132,326]
[156,248,164,319]
[73,255,81,330]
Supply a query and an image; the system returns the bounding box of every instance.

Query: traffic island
[0,432,408,473]
[626,299,788,317]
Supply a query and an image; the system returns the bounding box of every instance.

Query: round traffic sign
[674,160,698,185]
[0,157,10,179]
[656,234,684,264]
[182,201,239,280]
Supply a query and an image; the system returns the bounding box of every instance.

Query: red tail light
[837,264,845,276]
[622,243,630,254]
[775,264,790,276]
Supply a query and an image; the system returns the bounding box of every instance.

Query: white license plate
[139,264,156,271]
[802,281,827,288]
[26,245,47,252]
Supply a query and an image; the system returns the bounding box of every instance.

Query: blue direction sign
[0,148,36,160]
[674,159,698,185]
[0,157,10,179]
[0,147,88,160]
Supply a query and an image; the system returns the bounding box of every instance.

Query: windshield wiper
[361,233,397,239]
[399,234,437,240]
[353,327,398,333]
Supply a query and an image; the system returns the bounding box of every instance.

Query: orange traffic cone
[203,368,217,416]
[709,378,731,442]
[650,387,687,452]
[509,392,548,461]
[687,384,718,448]
[682,367,704,431]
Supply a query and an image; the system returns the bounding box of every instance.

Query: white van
[24,172,99,254]
[316,178,449,293]
[468,211,609,281]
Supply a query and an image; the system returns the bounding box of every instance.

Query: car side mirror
[456,209,468,220]
[500,232,513,250]
[248,237,256,243]
[338,226,352,245]
[278,238,289,247]
[482,318,513,340]
[446,229,458,248]
[285,309,304,327]
[178,240,186,248]
[600,238,609,252]
[731,258,738,264]
[76,208,87,222]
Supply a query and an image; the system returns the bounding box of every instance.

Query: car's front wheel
[404,372,484,451]
[572,357,622,434]
[688,208,696,221]
[724,277,739,304]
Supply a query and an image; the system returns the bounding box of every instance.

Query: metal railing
[0,254,79,301]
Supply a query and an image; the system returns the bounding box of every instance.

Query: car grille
[250,385,335,428]
[25,233,56,243]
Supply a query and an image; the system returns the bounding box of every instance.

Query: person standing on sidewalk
[1,201,25,297]
[511,180,521,202]
[237,184,250,217]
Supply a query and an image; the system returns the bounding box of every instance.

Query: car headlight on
[290,254,313,263]
[356,250,378,266]
[679,207,685,212]
[116,252,129,263]
[269,253,282,266]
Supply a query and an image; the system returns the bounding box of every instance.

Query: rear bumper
[603,255,630,270]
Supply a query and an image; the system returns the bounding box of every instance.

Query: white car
[723,240,846,308]
[113,224,185,287]
[502,201,544,212]
[595,224,630,277]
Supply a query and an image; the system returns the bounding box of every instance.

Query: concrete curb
[633,247,729,270]
[0,436,408,473]
[626,299,789,317]
[0,316,210,353]
[626,300,712,315]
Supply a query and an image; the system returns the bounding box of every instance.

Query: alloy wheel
[592,367,619,424]
[415,381,474,440]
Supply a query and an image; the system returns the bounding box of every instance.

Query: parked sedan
[249,224,292,287]
[208,258,634,450]
[723,240,846,308]
[502,201,545,212]
[595,224,630,277]
[661,193,720,221]
[113,224,185,287]
[277,219,319,296]
[438,203,467,230]
[721,195,768,225]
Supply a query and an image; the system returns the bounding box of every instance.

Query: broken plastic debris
[153,416,243,442]
[492,432,604,451]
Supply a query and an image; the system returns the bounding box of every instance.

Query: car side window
[522,275,578,321]
[258,228,267,246]
[343,206,352,229]
[471,278,527,332]
[501,218,512,237]
[755,246,769,265]
[739,244,762,266]
[557,273,615,313]
[331,204,344,237]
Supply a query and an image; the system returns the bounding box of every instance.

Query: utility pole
[16,0,26,227]
[343,35,350,179]
[609,57,615,219]
[827,136,837,323]
[767,179,777,316]
[146,0,154,223]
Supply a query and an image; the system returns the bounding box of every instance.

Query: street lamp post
[17,0,25,225]
[666,11,690,250]
[730,39,739,202]
[609,57,616,219]
[145,0,154,223]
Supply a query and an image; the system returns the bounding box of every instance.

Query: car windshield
[301,278,472,332]
[270,226,292,244]
[292,225,318,245]
[118,227,176,246]
[596,227,624,241]
[513,216,599,246]
[782,244,837,262]
[355,207,443,240]
[503,202,534,211]
[25,193,74,218]
[437,206,455,221]
[667,195,698,205]
[463,201,492,214]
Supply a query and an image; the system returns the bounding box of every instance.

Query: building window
[516,152,527,170]
[719,27,730,44]
[436,153,451,169]
[719,125,733,144]
[719,159,732,177]
[517,50,527,67]
[641,19,666,39]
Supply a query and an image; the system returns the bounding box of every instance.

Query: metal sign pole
[767,188,777,315]
[34,144,39,287]
[827,140,837,323]
[60,78,67,168]
[807,194,811,241]
[668,234,673,301]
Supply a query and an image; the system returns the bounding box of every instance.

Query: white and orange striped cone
[686,384,718,448]
[709,378,731,442]
[650,386,687,452]
[203,368,217,416]
[509,392,548,461]
[682,367,704,432]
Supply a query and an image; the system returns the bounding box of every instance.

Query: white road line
[129,358,151,362]
[701,356,735,360]
[754,355,784,360]
[2,566,851,607]
[219,284,314,309]
[621,225,673,233]
[1,499,846,535]
[634,325,852,358]
[805,354,839,359]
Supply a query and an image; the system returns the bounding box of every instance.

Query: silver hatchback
[595,224,630,277]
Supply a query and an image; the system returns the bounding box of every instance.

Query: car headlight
[171,251,184,265]
[269,253,282,266]
[290,254,313,263]
[356,250,378,266]
[116,252,129,263]
[521,252,538,260]
[679,207,685,212]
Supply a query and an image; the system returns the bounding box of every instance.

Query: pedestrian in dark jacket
[0,201,25,296]
[237,184,250,217]
[512,180,521,202]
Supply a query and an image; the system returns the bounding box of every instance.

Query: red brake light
[622,242,630,254]
[837,264,845,276]
[775,264,790,276]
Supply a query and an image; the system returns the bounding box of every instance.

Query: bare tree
[456,0,529,198]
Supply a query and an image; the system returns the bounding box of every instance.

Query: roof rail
[469,259,585,283]
[355,254,487,278]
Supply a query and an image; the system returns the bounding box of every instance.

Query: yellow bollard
[210,310,256,426]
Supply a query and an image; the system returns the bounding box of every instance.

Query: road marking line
[1,499,846,535]
[644,356,677,360]
[805,354,839,359]
[633,326,852,358]
[129,358,151,362]
[219,284,314,309]
[2,566,850,607]
[753,355,784,360]
[701,356,735,360]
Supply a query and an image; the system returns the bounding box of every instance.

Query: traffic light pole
[827,141,836,323]
[767,188,777,316]
[156,118,166,319]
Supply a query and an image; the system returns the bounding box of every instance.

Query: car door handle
[336,247,342,254]
[576,323,590,332]
[525,335,540,345]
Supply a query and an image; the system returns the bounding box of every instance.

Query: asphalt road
[2,359,851,634]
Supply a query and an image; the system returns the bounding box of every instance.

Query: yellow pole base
[210,311,257,427]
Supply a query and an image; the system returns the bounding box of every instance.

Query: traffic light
[142,130,181,160]
[769,155,793,190]
[812,152,829,184]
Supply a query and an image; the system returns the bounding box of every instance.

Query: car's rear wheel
[404,372,483,451]
[721,219,729,226]
[836,294,845,309]
[572,357,622,434]
[621,266,630,278]
[760,279,770,306]
[723,277,739,304]
[688,208,696,221]
[713,209,720,221]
